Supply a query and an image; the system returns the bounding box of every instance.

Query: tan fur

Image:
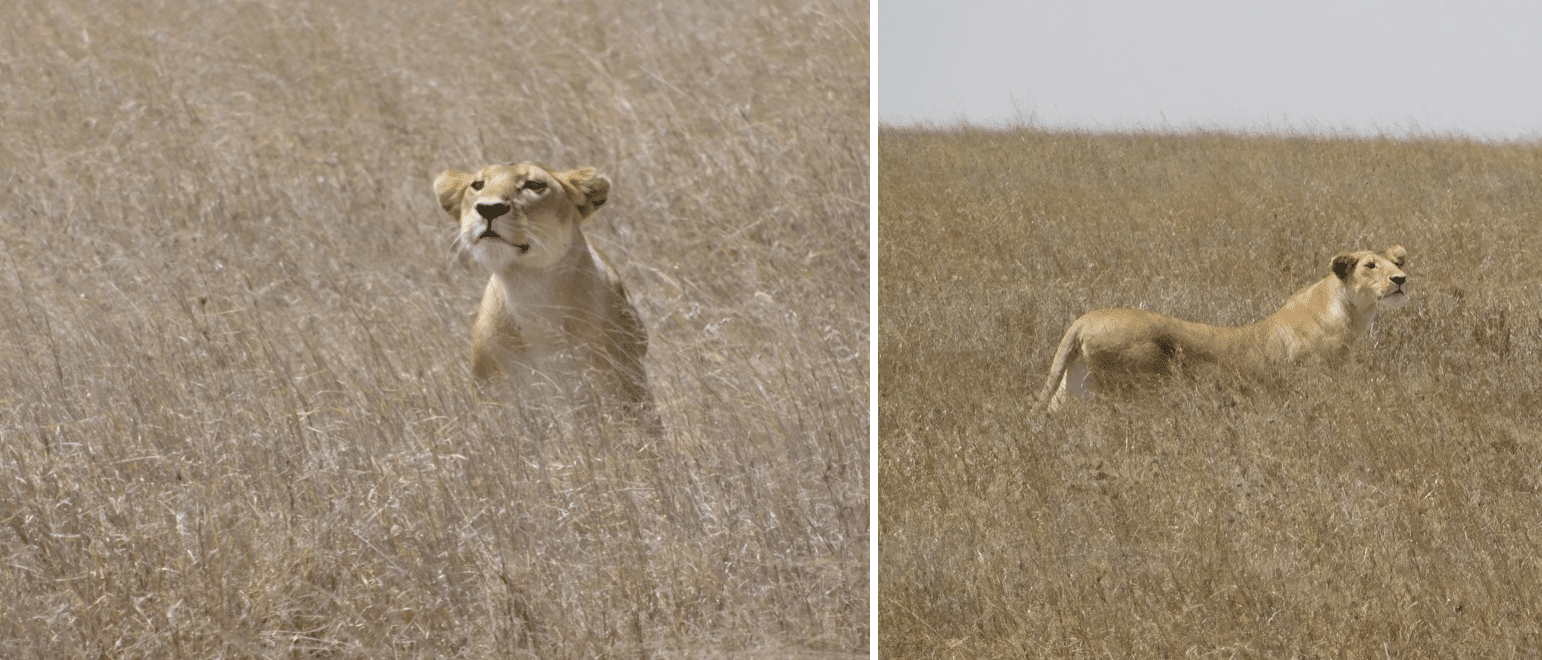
[1038,245,1409,412]
[434,162,660,432]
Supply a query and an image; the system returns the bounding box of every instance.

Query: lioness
[435,162,660,431]
[1038,245,1408,412]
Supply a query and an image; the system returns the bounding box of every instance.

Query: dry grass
[879,123,1542,657]
[0,0,869,657]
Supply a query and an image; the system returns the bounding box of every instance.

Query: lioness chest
[474,275,615,379]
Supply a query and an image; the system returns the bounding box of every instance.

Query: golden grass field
[879,124,1542,657]
[0,1,868,657]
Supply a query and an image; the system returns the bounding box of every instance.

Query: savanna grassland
[0,1,869,657]
[879,124,1542,657]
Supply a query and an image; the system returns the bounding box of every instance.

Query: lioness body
[1039,246,1408,412]
[434,162,659,430]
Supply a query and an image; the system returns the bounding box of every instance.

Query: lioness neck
[1253,274,1373,365]
[490,231,607,346]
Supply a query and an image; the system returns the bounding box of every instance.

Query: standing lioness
[435,162,660,431]
[1039,245,1409,412]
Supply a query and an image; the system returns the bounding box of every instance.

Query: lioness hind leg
[1046,354,1091,412]
[1064,358,1091,400]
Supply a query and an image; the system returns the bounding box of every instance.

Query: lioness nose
[1392,275,1406,286]
[476,202,511,220]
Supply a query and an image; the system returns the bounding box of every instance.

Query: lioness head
[434,162,611,271]
[1332,245,1408,310]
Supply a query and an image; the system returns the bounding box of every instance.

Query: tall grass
[879,123,1542,657]
[0,0,869,657]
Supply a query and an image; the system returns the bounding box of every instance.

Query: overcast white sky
[878,0,1542,139]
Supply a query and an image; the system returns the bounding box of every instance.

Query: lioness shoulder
[434,162,660,431]
[1038,245,1408,412]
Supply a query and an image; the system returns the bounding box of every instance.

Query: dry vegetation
[879,123,1542,657]
[0,0,868,657]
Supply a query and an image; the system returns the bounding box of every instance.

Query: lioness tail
[1036,319,1084,414]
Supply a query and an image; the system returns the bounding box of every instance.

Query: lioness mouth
[475,229,529,254]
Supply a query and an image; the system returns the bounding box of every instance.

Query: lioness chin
[1038,245,1409,412]
[434,161,661,433]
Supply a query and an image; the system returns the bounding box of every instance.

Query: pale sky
[878,0,1542,139]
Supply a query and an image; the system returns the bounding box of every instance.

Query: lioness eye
[1366,262,1375,269]
[522,180,546,192]
[470,180,484,191]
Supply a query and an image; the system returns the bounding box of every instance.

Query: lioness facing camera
[1038,245,1409,412]
[435,162,660,431]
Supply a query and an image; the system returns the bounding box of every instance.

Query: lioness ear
[1385,245,1407,267]
[433,170,473,219]
[1331,252,1358,280]
[560,167,611,221]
